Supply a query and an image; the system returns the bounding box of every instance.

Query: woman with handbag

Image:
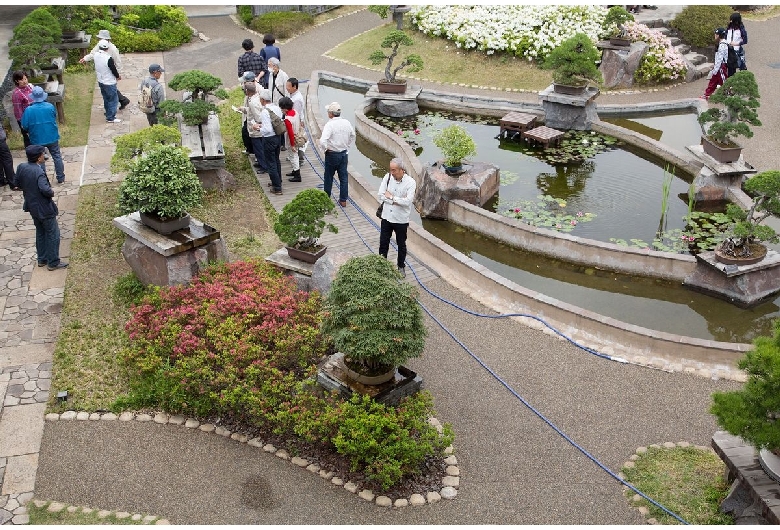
[377,158,417,278]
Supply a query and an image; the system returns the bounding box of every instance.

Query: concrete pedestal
[113,212,228,287]
[415,160,500,219]
[539,84,600,131]
[687,144,757,204]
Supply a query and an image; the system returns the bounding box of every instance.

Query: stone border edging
[620,441,714,525]
[44,411,459,508]
[28,499,168,525]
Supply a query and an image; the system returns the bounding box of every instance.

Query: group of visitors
[702,12,748,100]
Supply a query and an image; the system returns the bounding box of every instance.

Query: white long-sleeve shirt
[319,116,355,153]
[377,172,416,224]
[83,41,122,69]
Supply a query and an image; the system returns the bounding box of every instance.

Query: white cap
[326,102,341,113]
[98,39,110,50]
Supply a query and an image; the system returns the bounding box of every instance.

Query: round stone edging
[27,499,168,525]
[45,411,459,508]
[620,441,715,524]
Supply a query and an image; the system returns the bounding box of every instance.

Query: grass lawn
[6,70,96,151]
[326,22,553,91]
[27,502,155,525]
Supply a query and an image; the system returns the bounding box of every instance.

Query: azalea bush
[623,22,687,83]
[118,260,453,490]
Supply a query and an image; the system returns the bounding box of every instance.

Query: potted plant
[602,6,634,46]
[320,254,427,385]
[711,320,780,481]
[157,70,228,126]
[369,30,424,94]
[714,170,780,264]
[273,189,338,263]
[47,6,108,41]
[8,8,62,81]
[117,144,204,234]
[543,32,603,95]
[698,70,761,164]
[433,124,477,175]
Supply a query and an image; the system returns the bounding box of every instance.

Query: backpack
[291,121,307,148]
[266,107,288,136]
[138,82,155,114]
[727,45,738,71]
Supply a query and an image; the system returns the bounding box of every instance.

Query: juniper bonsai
[543,32,603,87]
[698,70,761,147]
[369,30,424,83]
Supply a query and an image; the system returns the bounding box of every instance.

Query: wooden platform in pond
[522,125,565,148]
[254,153,439,286]
[499,111,538,138]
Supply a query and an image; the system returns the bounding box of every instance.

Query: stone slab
[686,144,758,177]
[684,250,780,307]
[365,85,423,100]
[265,247,316,276]
[0,344,55,369]
[29,265,68,291]
[1,453,39,495]
[0,403,46,457]
[539,84,600,106]
[113,213,222,257]
[415,161,500,219]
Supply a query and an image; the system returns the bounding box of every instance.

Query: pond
[314,81,780,343]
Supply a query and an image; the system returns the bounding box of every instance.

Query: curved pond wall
[306,71,751,380]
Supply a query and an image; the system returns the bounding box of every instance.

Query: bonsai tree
[117,144,203,220]
[719,170,780,258]
[320,254,427,373]
[111,125,182,173]
[698,70,761,147]
[601,6,634,39]
[273,189,338,250]
[543,32,603,87]
[8,8,62,76]
[711,319,780,452]
[369,30,424,84]
[46,6,108,33]
[157,70,228,126]
[433,124,477,168]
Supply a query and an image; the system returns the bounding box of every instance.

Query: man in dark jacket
[17,145,68,270]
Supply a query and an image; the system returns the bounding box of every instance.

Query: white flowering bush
[410,5,606,61]
[622,21,687,83]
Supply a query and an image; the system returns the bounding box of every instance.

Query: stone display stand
[317,352,422,407]
[113,212,228,287]
[366,84,423,117]
[415,160,499,219]
[686,144,757,203]
[538,84,599,131]
[683,249,780,308]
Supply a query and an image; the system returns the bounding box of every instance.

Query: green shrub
[46,6,109,32]
[670,5,734,48]
[112,273,149,307]
[237,5,253,26]
[542,32,603,86]
[249,10,314,40]
[273,188,338,249]
[87,6,191,53]
[111,125,182,173]
[16,7,61,36]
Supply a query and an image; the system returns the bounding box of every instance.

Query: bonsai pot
[285,245,327,264]
[377,79,407,94]
[759,448,780,483]
[714,242,767,265]
[553,83,588,96]
[443,163,464,176]
[139,212,191,235]
[60,30,86,43]
[341,355,396,385]
[609,37,631,47]
[701,135,743,164]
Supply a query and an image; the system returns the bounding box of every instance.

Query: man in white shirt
[319,102,355,207]
[94,40,122,124]
[80,29,130,110]
[249,88,284,194]
[377,158,417,278]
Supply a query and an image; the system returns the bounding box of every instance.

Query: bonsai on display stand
[369,30,423,94]
[432,124,477,175]
[273,189,338,264]
[543,32,603,95]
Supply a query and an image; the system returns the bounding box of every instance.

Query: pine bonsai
[273,189,338,250]
[543,32,603,87]
[698,71,761,147]
[369,30,424,83]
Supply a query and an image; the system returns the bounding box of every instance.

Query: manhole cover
[769,63,780,69]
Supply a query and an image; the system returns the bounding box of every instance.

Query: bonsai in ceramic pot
[157,70,228,126]
[273,189,338,263]
[698,70,761,164]
[117,144,204,234]
[602,6,634,46]
[714,169,780,263]
[543,32,603,95]
[433,124,477,175]
[8,8,62,79]
[320,254,427,384]
[369,30,423,94]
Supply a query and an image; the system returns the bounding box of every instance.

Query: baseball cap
[326,102,341,113]
[26,144,46,161]
[149,64,165,73]
[98,39,110,50]
[715,27,727,38]
[242,71,256,81]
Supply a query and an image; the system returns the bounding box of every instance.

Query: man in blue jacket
[17,145,68,271]
[20,86,66,184]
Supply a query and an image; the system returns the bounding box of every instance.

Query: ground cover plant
[27,501,155,525]
[622,22,687,84]
[622,445,733,524]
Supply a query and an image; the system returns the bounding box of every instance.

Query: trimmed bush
[111,125,182,173]
[248,10,314,39]
[237,5,253,26]
[670,5,734,48]
[83,6,192,53]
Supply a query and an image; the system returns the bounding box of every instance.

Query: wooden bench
[522,125,565,148]
[178,113,225,171]
[499,111,537,138]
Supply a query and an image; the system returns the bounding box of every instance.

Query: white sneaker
[106,118,122,124]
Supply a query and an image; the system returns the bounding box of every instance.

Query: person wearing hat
[702,28,730,100]
[20,86,66,184]
[94,39,122,124]
[140,64,166,126]
[319,102,355,208]
[80,29,131,110]
[248,88,284,194]
[16,145,67,271]
[237,39,267,88]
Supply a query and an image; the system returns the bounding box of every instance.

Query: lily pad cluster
[610,210,732,254]
[533,131,620,165]
[499,194,596,233]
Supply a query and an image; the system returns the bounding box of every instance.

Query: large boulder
[376,99,419,117]
[414,161,499,219]
[599,41,649,88]
[121,237,228,287]
[310,250,356,294]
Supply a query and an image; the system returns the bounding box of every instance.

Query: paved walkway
[1,6,777,524]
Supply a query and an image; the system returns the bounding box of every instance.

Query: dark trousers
[117,89,130,109]
[379,218,409,269]
[250,135,267,171]
[32,215,61,266]
[17,120,30,147]
[242,121,253,154]
[0,137,16,186]
[259,134,281,192]
[323,150,349,202]
[146,111,158,126]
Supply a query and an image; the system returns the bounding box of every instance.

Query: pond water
[601,111,703,151]
[314,82,780,342]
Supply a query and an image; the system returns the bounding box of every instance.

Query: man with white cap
[248,88,284,194]
[140,64,166,126]
[80,29,130,110]
[319,102,355,207]
[20,87,66,184]
[94,39,122,124]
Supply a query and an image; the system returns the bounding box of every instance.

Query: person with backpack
[701,28,730,101]
[248,88,285,195]
[727,12,747,74]
[139,64,166,126]
[94,40,122,124]
[259,34,281,89]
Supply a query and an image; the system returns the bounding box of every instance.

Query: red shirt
[283,108,297,142]
[12,84,33,121]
